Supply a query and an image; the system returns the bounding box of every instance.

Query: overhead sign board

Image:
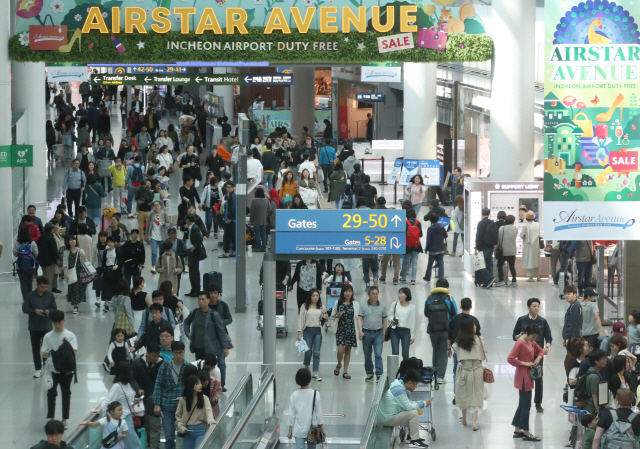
[372,140,403,150]
[90,73,242,86]
[0,145,34,168]
[356,93,384,102]
[361,66,402,82]
[275,210,406,255]
[131,66,187,74]
[243,74,293,85]
[47,66,88,82]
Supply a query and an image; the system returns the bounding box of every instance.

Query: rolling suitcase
[97,159,113,178]
[203,271,222,293]
[558,269,572,298]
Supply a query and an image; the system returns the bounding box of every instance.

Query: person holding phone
[332,285,360,380]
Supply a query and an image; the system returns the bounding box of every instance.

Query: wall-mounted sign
[47,66,88,82]
[204,92,224,118]
[243,74,293,85]
[0,145,34,168]
[377,33,414,53]
[356,93,384,102]
[372,140,403,150]
[361,66,401,82]
[420,160,441,186]
[90,73,241,86]
[131,66,187,73]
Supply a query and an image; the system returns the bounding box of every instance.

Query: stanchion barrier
[379,156,387,186]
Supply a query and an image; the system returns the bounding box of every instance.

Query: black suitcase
[203,271,223,293]
[258,299,285,316]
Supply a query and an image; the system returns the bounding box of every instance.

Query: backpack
[425,295,452,333]
[17,243,35,271]
[131,164,143,183]
[406,220,420,247]
[351,171,364,191]
[51,339,78,383]
[483,220,499,246]
[361,184,376,207]
[559,240,572,255]
[602,410,640,449]
[574,370,600,409]
[397,357,424,378]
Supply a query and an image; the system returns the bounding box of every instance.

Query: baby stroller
[257,285,288,337]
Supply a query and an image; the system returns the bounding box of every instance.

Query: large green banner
[544,0,640,239]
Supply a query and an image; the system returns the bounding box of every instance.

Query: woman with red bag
[507,324,544,441]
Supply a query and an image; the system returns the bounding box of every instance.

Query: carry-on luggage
[97,159,113,178]
[203,271,223,293]
[559,269,572,299]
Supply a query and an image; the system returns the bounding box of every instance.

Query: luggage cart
[397,371,437,443]
[257,287,288,337]
[561,405,586,449]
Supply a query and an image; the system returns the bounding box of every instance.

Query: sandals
[513,432,524,438]
[343,373,351,379]
[334,365,342,376]
[522,434,541,441]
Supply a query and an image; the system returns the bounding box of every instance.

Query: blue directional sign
[276,232,405,254]
[356,93,384,102]
[242,74,293,85]
[275,210,406,255]
[131,66,187,74]
[276,210,406,233]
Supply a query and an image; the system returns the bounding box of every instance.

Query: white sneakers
[34,369,42,378]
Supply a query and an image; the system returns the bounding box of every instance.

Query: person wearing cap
[518,205,528,223]
[512,298,553,413]
[581,287,605,350]
[520,211,541,282]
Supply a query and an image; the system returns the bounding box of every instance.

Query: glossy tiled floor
[5,91,619,448]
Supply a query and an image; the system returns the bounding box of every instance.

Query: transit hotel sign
[90,73,242,86]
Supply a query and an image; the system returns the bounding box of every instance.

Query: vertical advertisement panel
[338,105,349,139]
[544,0,640,239]
[399,159,420,186]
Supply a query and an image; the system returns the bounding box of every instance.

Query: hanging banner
[544,0,640,239]
[338,106,349,139]
[387,158,403,185]
[47,66,88,82]
[250,109,331,135]
[399,159,420,186]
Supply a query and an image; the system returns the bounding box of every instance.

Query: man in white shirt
[42,310,78,427]
[299,153,317,183]
[246,151,263,188]
[194,353,222,383]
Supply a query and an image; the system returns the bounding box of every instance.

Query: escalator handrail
[222,371,276,449]
[65,393,109,446]
[197,371,253,449]
[359,373,388,449]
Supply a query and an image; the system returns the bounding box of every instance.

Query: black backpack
[52,339,78,383]
[426,295,452,333]
[361,184,376,207]
[351,171,364,191]
[483,220,499,246]
[397,357,424,378]
[574,370,600,409]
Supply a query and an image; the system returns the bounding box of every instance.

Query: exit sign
[0,145,34,168]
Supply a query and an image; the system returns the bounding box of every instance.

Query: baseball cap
[613,321,626,336]
[584,287,598,298]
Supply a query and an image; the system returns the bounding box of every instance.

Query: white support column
[403,63,437,159]
[291,67,316,141]
[12,62,47,207]
[213,67,235,120]
[489,0,536,181]
[0,2,14,273]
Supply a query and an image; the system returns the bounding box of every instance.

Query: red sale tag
[609,151,638,171]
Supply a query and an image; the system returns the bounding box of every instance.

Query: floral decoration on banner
[18,32,29,46]
[16,0,43,19]
[50,0,63,14]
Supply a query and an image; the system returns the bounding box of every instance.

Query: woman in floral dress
[332,284,360,380]
[63,235,88,314]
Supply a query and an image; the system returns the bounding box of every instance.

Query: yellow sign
[343,213,389,229]
[81,6,419,35]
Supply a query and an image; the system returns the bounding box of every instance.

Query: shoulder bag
[481,338,495,383]
[65,250,78,284]
[119,384,143,428]
[177,400,197,438]
[328,316,339,335]
[494,226,504,259]
[385,302,397,342]
[306,391,325,444]
[101,419,123,449]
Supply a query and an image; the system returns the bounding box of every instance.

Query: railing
[222,371,276,449]
[359,373,389,449]
[198,372,254,449]
[63,392,109,449]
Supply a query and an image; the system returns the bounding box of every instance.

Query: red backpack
[406,219,420,247]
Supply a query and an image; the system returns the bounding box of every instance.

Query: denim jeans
[87,207,101,226]
[150,238,162,266]
[553,254,569,284]
[429,331,448,378]
[166,108,173,120]
[511,380,532,431]
[303,327,322,372]
[452,233,463,253]
[362,257,379,283]
[321,164,333,191]
[183,423,206,449]
[124,267,141,284]
[127,185,139,214]
[425,253,444,281]
[254,225,267,250]
[162,410,177,449]
[390,327,411,360]
[263,172,274,191]
[400,251,420,281]
[412,204,421,215]
[123,413,142,449]
[295,437,316,449]
[576,261,593,295]
[217,351,227,387]
[363,329,384,375]
[204,207,218,234]
[333,201,340,209]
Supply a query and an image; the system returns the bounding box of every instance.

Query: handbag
[177,402,197,438]
[385,303,397,342]
[328,317,339,335]
[65,251,78,284]
[529,364,543,380]
[306,391,325,444]
[78,262,98,284]
[573,112,594,138]
[29,14,67,50]
[539,237,545,250]
[417,26,448,51]
[101,419,123,449]
[481,338,495,384]
[120,384,143,428]
[494,227,504,259]
[115,304,135,336]
[471,253,486,271]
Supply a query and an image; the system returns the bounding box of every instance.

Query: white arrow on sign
[94,77,101,82]
[391,237,401,249]
[391,215,402,226]
[195,76,202,83]
[244,76,251,83]
[144,76,151,83]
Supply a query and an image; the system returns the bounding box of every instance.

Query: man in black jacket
[122,229,146,282]
[69,206,97,237]
[38,223,63,292]
[512,298,553,413]
[207,284,232,328]
[474,208,497,289]
[30,420,74,449]
[177,177,201,227]
[205,146,225,177]
[184,214,205,297]
[131,342,164,449]
[131,94,143,115]
[23,277,57,378]
[219,182,236,259]
[133,304,169,351]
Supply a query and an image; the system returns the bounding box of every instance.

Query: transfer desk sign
[544,0,640,239]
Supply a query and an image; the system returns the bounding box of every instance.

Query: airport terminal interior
[0,0,635,448]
